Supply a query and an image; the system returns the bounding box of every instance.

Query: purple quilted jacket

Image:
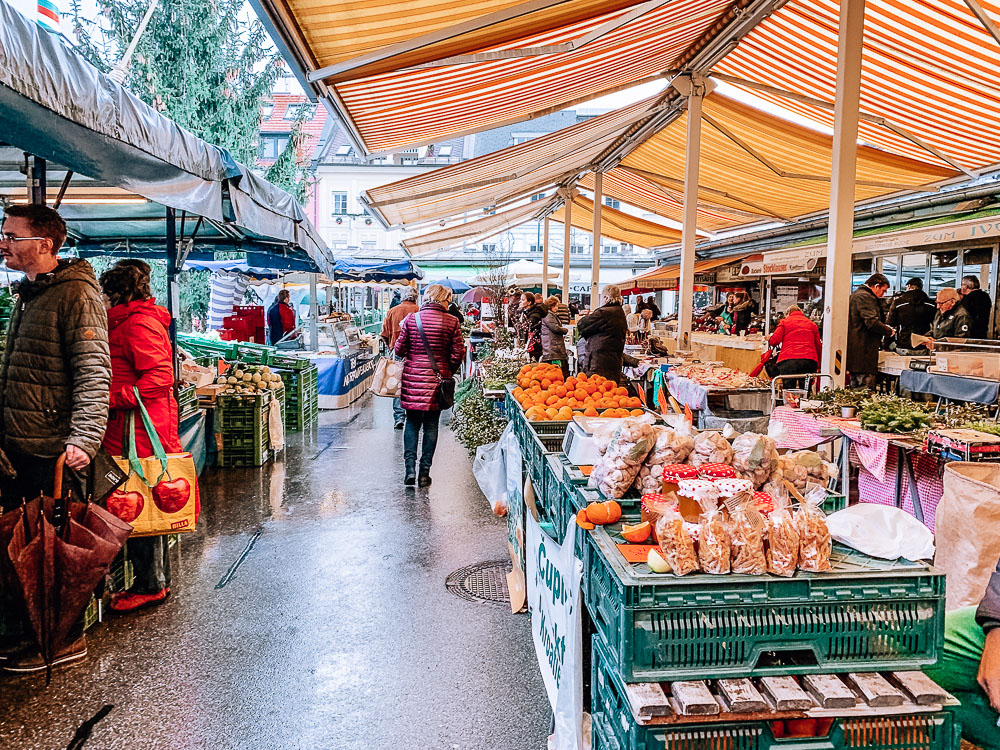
[394,303,466,411]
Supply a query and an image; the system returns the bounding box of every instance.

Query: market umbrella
[426,278,471,292]
[5,488,131,681]
[461,287,493,304]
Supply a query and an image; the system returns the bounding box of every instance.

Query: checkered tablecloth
[769,408,891,479]
[769,407,830,449]
[857,448,943,531]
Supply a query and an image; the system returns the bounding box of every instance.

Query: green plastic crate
[177,333,237,360]
[233,342,272,364]
[524,423,565,504]
[177,384,198,418]
[268,352,313,370]
[591,636,961,750]
[276,365,318,430]
[585,516,945,683]
[216,391,272,466]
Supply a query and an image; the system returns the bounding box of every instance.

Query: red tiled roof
[259,93,328,164]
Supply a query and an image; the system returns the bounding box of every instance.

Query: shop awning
[331,258,424,282]
[401,201,547,256]
[712,0,1000,171]
[620,255,746,290]
[619,92,959,223]
[253,0,751,153]
[364,97,661,227]
[0,4,333,273]
[550,194,682,249]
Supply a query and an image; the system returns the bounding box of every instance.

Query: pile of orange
[511,363,645,422]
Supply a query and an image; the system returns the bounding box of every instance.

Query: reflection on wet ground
[0,397,549,749]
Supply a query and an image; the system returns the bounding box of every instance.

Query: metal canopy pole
[541,217,550,299]
[29,156,46,205]
[821,0,866,386]
[309,273,320,351]
[165,206,180,378]
[673,74,713,348]
[562,193,573,305]
[591,171,603,305]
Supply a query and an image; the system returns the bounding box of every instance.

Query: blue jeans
[403,409,442,473]
[392,397,405,423]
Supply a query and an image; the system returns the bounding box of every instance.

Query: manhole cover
[445,560,511,604]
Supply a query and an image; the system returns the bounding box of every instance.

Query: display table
[309,351,379,409]
[900,368,1000,405]
[688,332,766,373]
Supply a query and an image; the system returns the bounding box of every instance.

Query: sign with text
[526,515,584,750]
[740,245,823,276]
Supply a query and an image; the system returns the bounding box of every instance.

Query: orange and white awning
[620,255,746,290]
[400,201,547,256]
[550,194,682,248]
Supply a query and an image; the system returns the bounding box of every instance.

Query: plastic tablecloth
[900,369,999,405]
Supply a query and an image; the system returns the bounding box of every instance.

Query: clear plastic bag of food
[634,426,696,494]
[731,432,779,488]
[695,494,730,574]
[588,416,656,499]
[686,431,733,467]
[779,450,831,490]
[766,494,800,577]
[777,454,810,490]
[729,504,767,575]
[795,485,832,572]
[654,505,699,576]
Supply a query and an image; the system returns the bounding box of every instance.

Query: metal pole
[820,0,866,386]
[674,75,712,349]
[30,156,46,205]
[562,195,573,306]
[541,217,550,299]
[591,171,603,305]
[309,273,320,351]
[165,207,179,378]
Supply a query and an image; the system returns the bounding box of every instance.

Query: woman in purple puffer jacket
[394,285,466,487]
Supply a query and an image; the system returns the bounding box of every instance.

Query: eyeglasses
[0,233,47,244]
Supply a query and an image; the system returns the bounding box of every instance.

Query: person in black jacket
[524,295,548,361]
[960,275,992,339]
[887,277,935,350]
[447,301,465,325]
[577,285,627,382]
[847,274,894,388]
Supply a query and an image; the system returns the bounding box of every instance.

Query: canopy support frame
[541,217,550,299]
[561,188,573,305]
[591,171,603,304]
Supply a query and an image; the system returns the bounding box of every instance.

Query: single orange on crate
[585,500,622,525]
[620,521,652,543]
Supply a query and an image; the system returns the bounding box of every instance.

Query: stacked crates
[274,364,318,431]
[216,391,273,466]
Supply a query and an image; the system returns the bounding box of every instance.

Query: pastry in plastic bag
[634,427,696,494]
[778,451,831,490]
[730,504,767,575]
[766,493,800,577]
[686,431,733,467]
[795,486,832,572]
[696,495,731,574]
[731,432,780,488]
[777,455,810,489]
[588,416,656,499]
[655,507,699,576]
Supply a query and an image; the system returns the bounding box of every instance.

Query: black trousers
[776,358,818,391]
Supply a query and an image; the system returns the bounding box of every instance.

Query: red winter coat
[102,300,181,458]
[768,308,821,364]
[394,302,465,411]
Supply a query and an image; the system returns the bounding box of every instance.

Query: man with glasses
[925,287,971,346]
[0,204,110,672]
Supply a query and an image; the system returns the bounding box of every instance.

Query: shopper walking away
[577,285,627,383]
[267,289,296,345]
[960,275,992,339]
[541,296,569,378]
[924,288,972,345]
[0,204,110,672]
[926,553,1000,749]
[887,277,935,350]
[524,293,548,361]
[380,287,420,429]
[99,261,180,613]
[768,304,821,388]
[847,273,894,389]
[394,285,465,487]
[389,290,401,309]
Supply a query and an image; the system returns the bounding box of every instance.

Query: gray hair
[400,286,418,301]
[423,284,453,305]
[602,285,623,304]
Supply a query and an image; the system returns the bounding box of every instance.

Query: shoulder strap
[414,312,443,381]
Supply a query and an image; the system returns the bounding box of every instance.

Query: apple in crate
[107,490,144,523]
[153,478,191,514]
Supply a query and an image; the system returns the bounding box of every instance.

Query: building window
[331,192,348,215]
[260,102,275,120]
[571,244,585,255]
[511,133,542,145]
[529,245,543,253]
[621,243,634,253]
[437,145,453,157]
[603,244,620,254]
[284,103,315,120]
[604,197,620,210]
[530,192,546,202]
[483,243,497,252]
[259,133,290,160]
[335,144,353,156]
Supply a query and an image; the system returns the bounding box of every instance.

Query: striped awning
[364,97,662,227]
[400,201,546,256]
[620,255,745,290]
[550,194,682,248]
[619,92,959,223]
[712,0,1000,171]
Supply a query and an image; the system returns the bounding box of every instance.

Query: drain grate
[445,560,511,605]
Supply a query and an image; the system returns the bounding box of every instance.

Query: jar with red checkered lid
[640,492,679,543]
[698,463,737,479]
[753,491,775,516]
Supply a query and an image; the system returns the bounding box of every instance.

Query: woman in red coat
[768,304,822,386]
[100,261,181,612]
[394,284,465,487]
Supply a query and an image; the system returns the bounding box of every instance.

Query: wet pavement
[0,397,550,749]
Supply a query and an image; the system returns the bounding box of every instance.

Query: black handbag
[415,312,456,410]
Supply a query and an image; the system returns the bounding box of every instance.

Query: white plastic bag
[826,504,935,561]
[370,356,403,397]
[474,422,514,516]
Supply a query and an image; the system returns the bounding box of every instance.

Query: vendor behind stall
[267,289,296,345]
[768,304,821,385]
[960,275,993,339]
[887,277,935,351]
[577,284,627,383]
[926,288,971,346]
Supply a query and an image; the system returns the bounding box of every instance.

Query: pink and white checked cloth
[857,449,943,531]
[769,407,828,449]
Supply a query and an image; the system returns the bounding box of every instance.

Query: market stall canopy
[619,92,959,224]
[620,254,747,291]
[400,202,548,257]
[550,194,682,249]
[0,4,333,272]
[331,258,424,283]
[364,98,661,227]
[253,0,752,153]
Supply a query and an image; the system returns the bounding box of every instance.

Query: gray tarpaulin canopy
[0,2,332,273]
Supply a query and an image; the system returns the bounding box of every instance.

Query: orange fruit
[555,385,568,398]
[627,397,642,408]
[584,407,598,417]
[545,407,559,418]
[576,510,595,531]
[577,373,588,381]
[574,389,587,401]
[604,500,622,524]
[585,383,598,394]
[630,409,645,416]
[615,387,628,397]
[586,502,610,524]
[545,395,559,406]
[541,378,552,390]
[621,521,652,543]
